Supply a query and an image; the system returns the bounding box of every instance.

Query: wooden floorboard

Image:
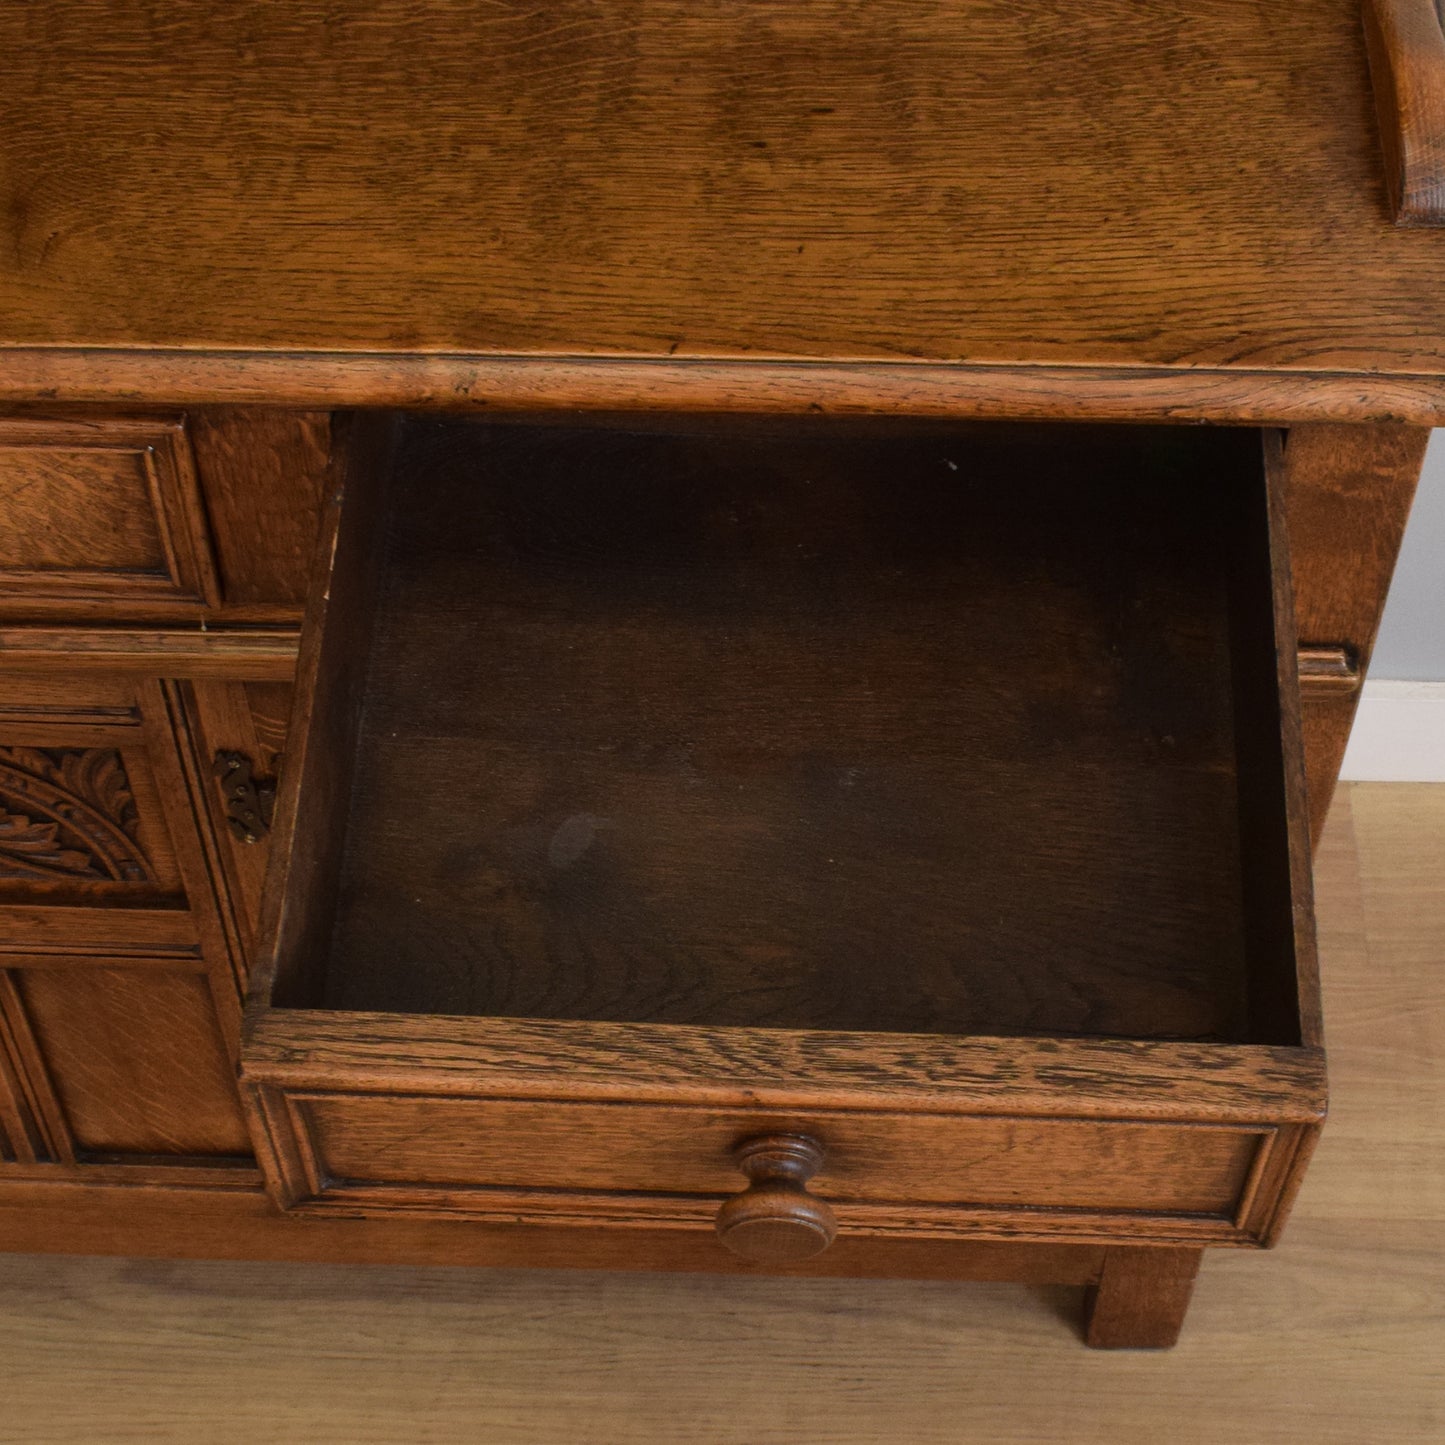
[0,784,1442,1444]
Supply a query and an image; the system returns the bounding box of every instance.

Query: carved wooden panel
[0,413,219,612]
[0,668,290,1053]
[0,678,200,969]
[0,746,152,884]
[0,738,183,911]
[0,670,260,1172]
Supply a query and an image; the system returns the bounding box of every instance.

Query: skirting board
[1340,682,1445,782]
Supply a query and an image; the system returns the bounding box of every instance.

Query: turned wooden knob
[715,1134,837,1263]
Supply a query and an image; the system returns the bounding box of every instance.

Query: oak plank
[4,3,1445,417]
[187,408,332,612]
[0,626,300,678]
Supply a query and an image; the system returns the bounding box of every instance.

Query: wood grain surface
[319,417,1295,1042]
[1082,1245,1202,1350]
[0,786,1439,1441]
[0,413,219,613]
[262,1087,1280,1246]
[246,1013,1327,1120]
[186,408,331,614]
[10,350,1445,425]
[5,2,1445,419]
[290,1096,1265,1214]
[0,626,299,679]
[14,967,251,1158]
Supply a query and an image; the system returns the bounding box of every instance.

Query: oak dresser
[2,0,1443,1347]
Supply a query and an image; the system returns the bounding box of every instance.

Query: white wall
[1371,431,1445,681]
[1340,430,1445,781]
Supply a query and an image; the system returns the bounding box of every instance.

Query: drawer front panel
[0,414,218,612]
[264,1089,1274,1237]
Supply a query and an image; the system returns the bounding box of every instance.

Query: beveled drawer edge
[243,1010,1329,1124]
[277,1083,1295,1136]
[273,1186,1260,1250]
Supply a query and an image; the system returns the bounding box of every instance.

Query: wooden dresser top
[3,0,1445,419]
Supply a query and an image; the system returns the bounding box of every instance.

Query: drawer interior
[260,415,1308,1049]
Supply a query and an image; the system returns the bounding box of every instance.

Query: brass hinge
[212,750,277,844]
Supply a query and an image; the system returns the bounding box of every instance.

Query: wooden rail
[1365,0,1445,223]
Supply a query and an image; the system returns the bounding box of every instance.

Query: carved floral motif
[0,747,152,883]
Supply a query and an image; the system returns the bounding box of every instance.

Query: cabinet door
[0,673,256,1176]
[0,404,321,1189]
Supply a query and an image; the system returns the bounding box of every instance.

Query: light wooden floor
[1,784,1441,1445]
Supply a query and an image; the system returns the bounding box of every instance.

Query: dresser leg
[1082,1246,1203,1349]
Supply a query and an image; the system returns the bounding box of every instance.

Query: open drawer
[241,414,1324,1259]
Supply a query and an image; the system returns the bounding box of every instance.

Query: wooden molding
[1278,422,1429,841]
[0,905,195,951]
[0,1174,1116,1283]
[0,626,300,679]
[1365,0,1445,224]
[4,350,1445,425]
[0,1158,258,1190]
[0,1011,44,1164]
